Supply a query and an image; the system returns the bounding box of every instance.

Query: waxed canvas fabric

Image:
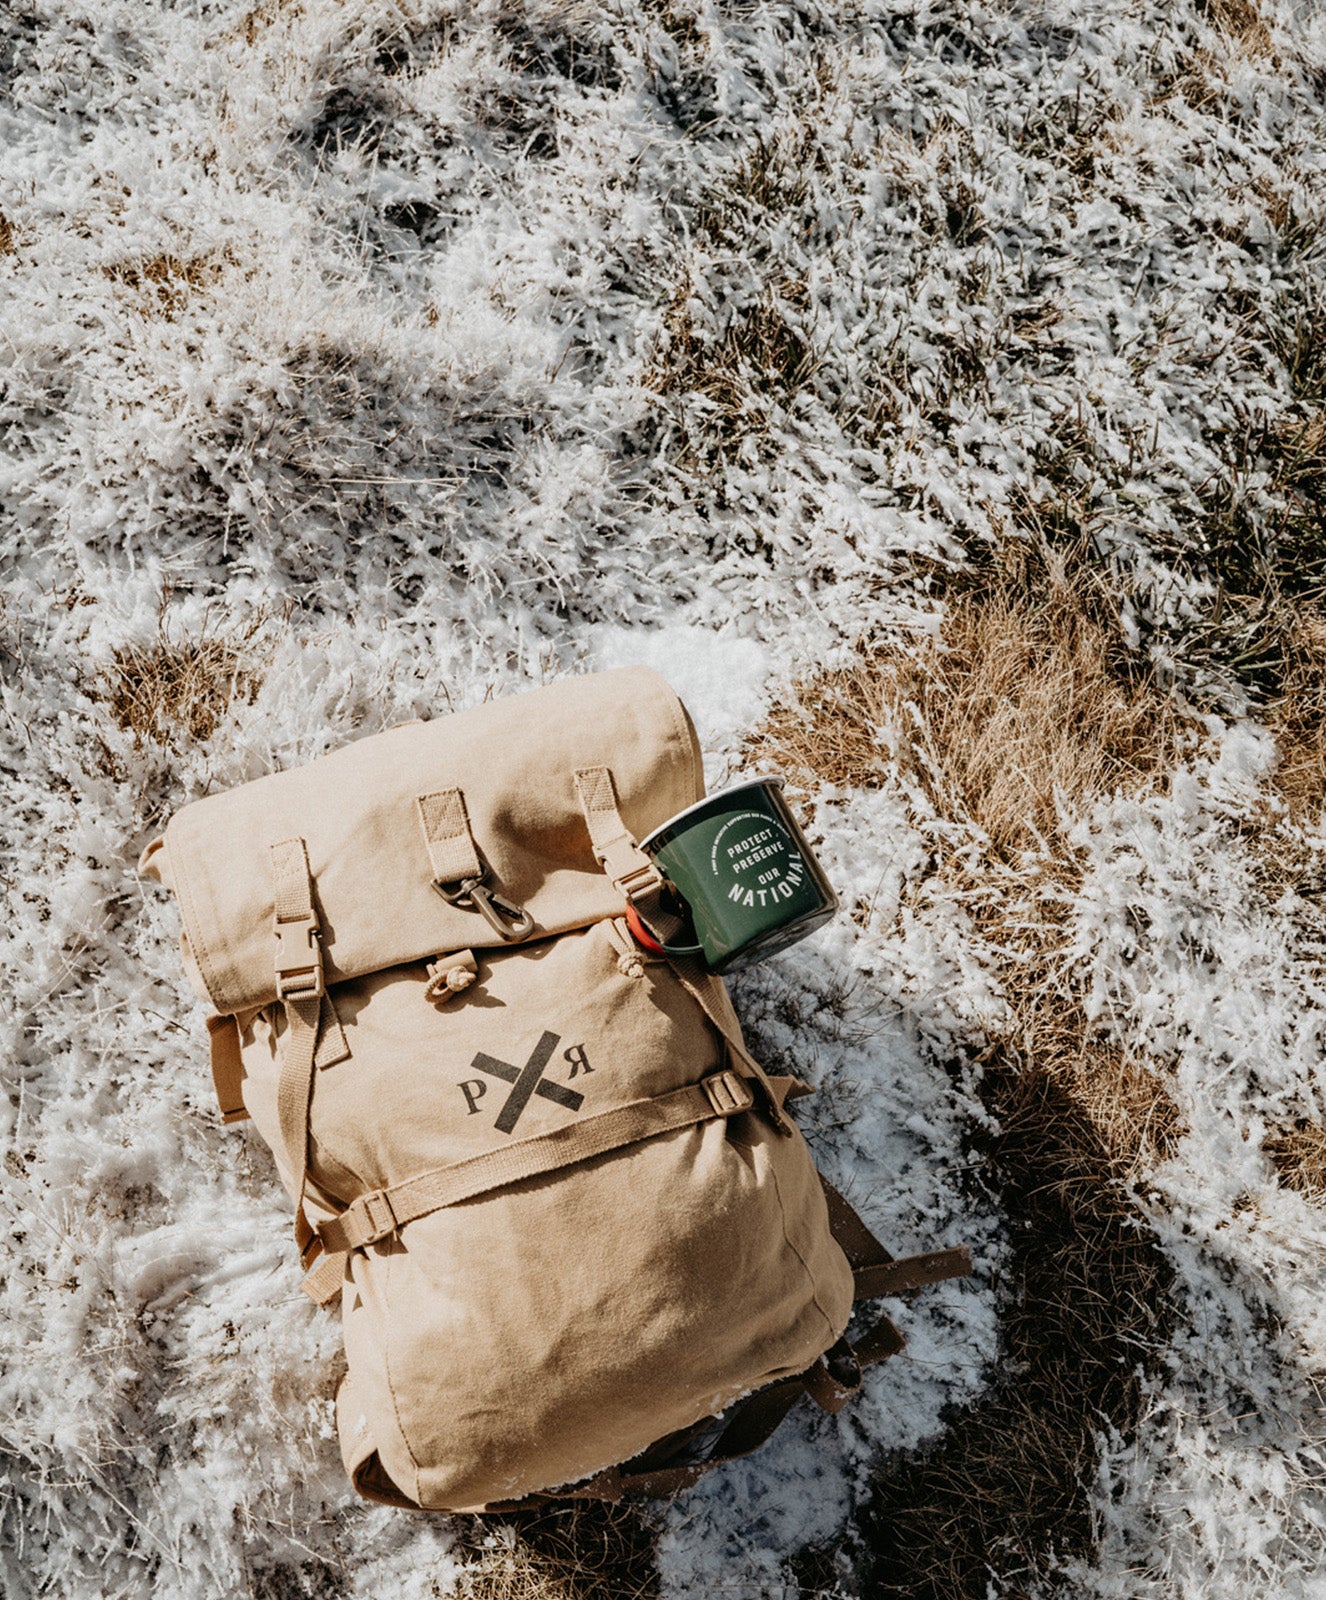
[142,667,857,1511]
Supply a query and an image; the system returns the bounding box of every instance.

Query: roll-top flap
[141,667,703,1014]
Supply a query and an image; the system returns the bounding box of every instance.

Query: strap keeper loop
[357,1190,398,1247]
[702,1071,754,1117]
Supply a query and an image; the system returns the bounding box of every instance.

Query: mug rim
[638,776,786,853]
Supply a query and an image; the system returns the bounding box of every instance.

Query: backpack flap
[138,666,703,1014]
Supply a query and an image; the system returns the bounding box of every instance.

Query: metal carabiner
[468,882,536,942]
[432,870,535,943]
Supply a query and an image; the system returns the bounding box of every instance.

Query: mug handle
[624,903,705,959]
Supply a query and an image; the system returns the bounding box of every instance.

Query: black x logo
[470,1031,584,1135]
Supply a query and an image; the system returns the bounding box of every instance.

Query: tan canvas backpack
[139,665,969,1512]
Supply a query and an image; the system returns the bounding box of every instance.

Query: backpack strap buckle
[613,857,664,904]
[274,912,324,1001]
[318,1188,398,1253]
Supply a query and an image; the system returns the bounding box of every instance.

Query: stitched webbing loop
[418,787,535,941]
[416,788,483,888]
[574,766,664,905]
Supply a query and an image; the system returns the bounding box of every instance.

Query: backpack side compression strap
[270,838,328,1270]
[818,1176,972,1304]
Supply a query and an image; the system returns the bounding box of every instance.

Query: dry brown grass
[97,612,274,754]
[1188,376,1326,814]
[1251,173,1319,255]
[748,540,1188,1594]
[0,212,14,256]
[1258,824,1326,1204]
[749,500,1326,1570]
[454,1503,658,1600]
[648,277,818,464]
[751,541,1190,860]
[1267,1120,1326,1198]
[231,0,305,46]
[1263,613,1326,821]
[103,251,230,317]
[1199,0,1274,52]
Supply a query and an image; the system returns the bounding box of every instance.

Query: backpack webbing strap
[574,766,664,906]
[819,1175,972,1304]
[818,1174,971,1386]
[207,1014,248,1124]
[301,1247,348,1306]
[208,995,348,1128]
[819,1174,893,1271]
[855,1249,975,1299]
[271,839,326,1269]
[511,1369,854,1509]
[416,788,483,887]
[302,1074,808,1305]
[669,961,796,1135]
[313,1070,758,1256]
[313,995,351,1069]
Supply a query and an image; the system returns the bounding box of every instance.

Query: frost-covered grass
[3,0,1326,1596]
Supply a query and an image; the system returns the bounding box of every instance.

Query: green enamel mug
[636,778,838,974]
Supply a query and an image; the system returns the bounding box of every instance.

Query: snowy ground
[3,0,1326,1595]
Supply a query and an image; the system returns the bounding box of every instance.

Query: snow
[3,0,1326,1595]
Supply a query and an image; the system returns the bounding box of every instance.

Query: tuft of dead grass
[0,211,13,256]
[644,0,706,59]
[1266,1120,1326,1198]
[230,0,305,47]
[97,612,274,756]
[750,541,1189,860]
[1185,338,1326,808]
[648,277,818,465]
[1263,612,1326,820]
[692,126,826,242]
[1198,0,1274,53]
[102,251,230,317]
[454,1502,658,1600]
[1252,173,1320,255]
